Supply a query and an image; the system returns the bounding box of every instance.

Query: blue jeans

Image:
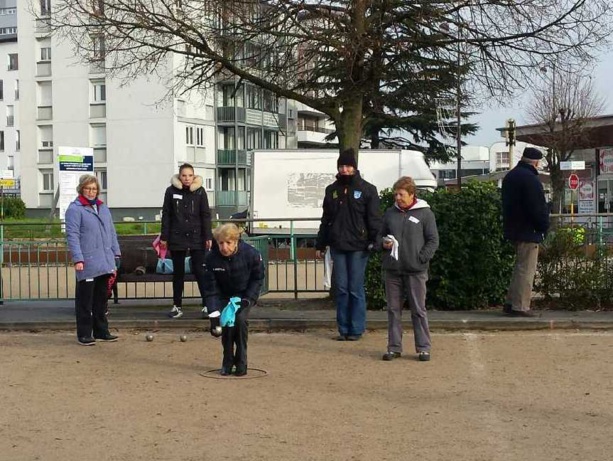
[330,249,370,336]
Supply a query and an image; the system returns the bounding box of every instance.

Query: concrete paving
[1,297,612,332]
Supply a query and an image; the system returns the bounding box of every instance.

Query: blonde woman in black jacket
[160,163,212,318]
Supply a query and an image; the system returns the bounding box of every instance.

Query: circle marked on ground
[199,368,268,380]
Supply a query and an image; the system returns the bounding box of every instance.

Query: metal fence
[0,218,327,301]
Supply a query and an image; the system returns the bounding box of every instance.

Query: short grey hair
[76,174,100,196]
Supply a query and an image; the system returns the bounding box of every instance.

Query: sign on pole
[57,147,94,221]
[560,161,585,171]
[568,173,580,190]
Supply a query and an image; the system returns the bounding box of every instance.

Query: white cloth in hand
[386,234,399,260]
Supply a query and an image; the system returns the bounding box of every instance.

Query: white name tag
[409,216,420,224]
[85,278,94,282]
[173,194,183,200]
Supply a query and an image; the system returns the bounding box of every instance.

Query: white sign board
[560,161,585,170]
[1,169,14,179]
[57,146,94,221]
[578,199,595,214]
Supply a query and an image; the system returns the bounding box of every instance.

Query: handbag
[156,258,174,274]
[152,235,167,260]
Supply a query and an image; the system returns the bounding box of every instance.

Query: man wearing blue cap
[501,147,550,317]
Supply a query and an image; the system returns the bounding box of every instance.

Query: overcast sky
[464,50,613,148]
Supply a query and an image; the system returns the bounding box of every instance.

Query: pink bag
[152,235,167,260]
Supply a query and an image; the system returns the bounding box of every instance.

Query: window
[14,80,19,100]
[92,35,106,61]
[496,151,510,165]
[0,131,4,151]
[40,0,51,16]
[15,130,20,151]
[6,106,14,127]
[90,124,106,147]
[42,171,54,191]
[205,177,213,190]
[91,80,106,102]
[40,47,52,62]
[0,80,3,100]
[39,126,53,148]
[185,126,194,145]
[246,85,261,109]
[0,27,17,35]
[0,8,16,15]
[196,127,204,146]
[7,54,18,71]
[95,170,108,190]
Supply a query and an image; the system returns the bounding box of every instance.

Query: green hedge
[365,181,515,310]
[1,197,26,219]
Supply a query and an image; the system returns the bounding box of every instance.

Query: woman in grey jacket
[379,176,439,362]
[65,175,121,346]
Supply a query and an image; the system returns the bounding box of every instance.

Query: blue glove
[220,297,241,328]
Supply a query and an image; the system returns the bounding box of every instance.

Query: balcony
[6,115,14,127]
[215,190,249,207]
[94,148,107,163]
[38,149,53,164]
[37,106,53,121]
[90,103,106,119]
[217,106,246,123]
[217,149,250,165]
[36,62,51,77]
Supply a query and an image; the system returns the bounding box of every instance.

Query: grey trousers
[506,241,539,311]
[384,271,431,353]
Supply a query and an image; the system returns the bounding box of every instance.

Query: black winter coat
[203,241,265,313]
[501,161,550,243]
[316,172,382,252]
[160,175,212,251]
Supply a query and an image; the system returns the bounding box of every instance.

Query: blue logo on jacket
[354,191,362,199]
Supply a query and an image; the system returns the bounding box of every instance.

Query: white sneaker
[168,306,183,319]
[201,305,209,319]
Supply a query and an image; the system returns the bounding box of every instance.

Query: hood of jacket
[394,198,430,212]
[171,174,204,192]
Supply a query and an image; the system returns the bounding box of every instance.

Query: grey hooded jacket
[378,199,439,274]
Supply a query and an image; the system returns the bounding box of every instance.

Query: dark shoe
[234,367,247,377]
[418,351,431,362]
[77,337,95,346]
[346,335,361,341]
[94,333,118,342]
[508,309,538,318]
[382,351,401,361]
[168,305,183,319]
[502,303,513,314]
[210,317,222,337]
[335,335,348,341]
[220,367,232,376]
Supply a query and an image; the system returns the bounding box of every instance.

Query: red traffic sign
[568,173,579,190]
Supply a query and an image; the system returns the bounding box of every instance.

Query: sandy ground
[1,330,613,461]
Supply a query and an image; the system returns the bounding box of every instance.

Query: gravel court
[1,330,612,461]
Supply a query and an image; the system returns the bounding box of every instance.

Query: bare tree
[526,70,606,212]
[46,0,613,161]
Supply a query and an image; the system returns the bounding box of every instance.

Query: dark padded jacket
[378,200,439,274]
[160,175,212,251]
[501,161,550,243]
[202,241,265,313]
[316,171,382,252]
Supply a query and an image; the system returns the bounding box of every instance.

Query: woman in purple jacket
[65,175,121,346]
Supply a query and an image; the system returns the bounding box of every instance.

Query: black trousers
[170,249,207,307]
[221,306,252,371]
[75,274,111,339]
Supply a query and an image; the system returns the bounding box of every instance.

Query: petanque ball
[180,335,187,342]
[145,334,154,342]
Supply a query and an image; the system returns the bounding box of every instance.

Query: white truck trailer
[250,149,437,234]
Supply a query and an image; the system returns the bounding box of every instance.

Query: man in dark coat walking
[501,147,550,317]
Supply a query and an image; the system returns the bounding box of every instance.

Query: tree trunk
[335,96,364,163]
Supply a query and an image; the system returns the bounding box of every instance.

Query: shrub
[365,181,515,310]
[1,197,26,219]
[535,228,613,310]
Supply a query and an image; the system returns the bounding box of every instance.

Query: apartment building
[0,0,18,183]
[13,1,297,219]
